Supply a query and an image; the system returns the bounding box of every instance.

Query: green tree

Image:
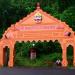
[61,6,75,31]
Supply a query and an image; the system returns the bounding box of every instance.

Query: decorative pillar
[62,44,68,67]
[0,47,4,67]
[8,46,14,67]
[73,47,75,67]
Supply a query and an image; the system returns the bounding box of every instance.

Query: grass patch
[14,53,62,68]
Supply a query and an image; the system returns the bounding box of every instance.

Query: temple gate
[0,3,75,67]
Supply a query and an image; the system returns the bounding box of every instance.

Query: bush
[14,52,62,67]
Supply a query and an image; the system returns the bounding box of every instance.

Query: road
[0,67,75,75]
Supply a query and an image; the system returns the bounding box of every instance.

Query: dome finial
[37,2,40,9]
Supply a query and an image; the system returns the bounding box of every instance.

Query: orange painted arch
[0,4,75,67]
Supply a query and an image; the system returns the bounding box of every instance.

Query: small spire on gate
[36,2,40,9]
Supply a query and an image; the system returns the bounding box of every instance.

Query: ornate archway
[0,3,75,67]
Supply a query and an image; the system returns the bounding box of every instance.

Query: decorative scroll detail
[64,32,71,36]
[5,32,14,39]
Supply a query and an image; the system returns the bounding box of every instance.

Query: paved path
[0,67,75,75]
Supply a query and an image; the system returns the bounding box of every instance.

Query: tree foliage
[61,6,75,30]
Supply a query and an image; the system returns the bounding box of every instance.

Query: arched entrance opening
[67,45,73,67]
[3,46,9,67]
[14,40,62,67]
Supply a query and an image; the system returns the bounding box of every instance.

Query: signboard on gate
[16,25,64,31]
